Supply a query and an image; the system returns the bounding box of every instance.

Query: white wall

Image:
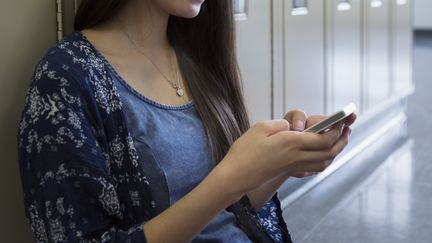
[414,0,432,29]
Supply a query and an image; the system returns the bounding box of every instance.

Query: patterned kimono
[17,32,293,243]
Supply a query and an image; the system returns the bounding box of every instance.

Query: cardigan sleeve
[257,194,293,243]
[17,60,147,243]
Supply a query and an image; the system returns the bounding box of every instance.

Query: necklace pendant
[177,88,184,97]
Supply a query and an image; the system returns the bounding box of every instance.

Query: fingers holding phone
[279,103,357,177]
[283,104,357,134]
[284,124,351,177]
[283,109,307,131]
[304,103,356,133]
[219,104,357,194]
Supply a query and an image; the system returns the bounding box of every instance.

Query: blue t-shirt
[110,62,252,242]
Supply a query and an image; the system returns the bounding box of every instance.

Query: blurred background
[0,0,430,242]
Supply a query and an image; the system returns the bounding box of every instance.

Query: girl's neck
[123,1,170,52]
[86,1,172,56]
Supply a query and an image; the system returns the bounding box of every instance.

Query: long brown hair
[75,0,250,163]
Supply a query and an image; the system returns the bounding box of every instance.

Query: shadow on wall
[0,1,59,242]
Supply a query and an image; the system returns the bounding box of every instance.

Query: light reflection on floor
[348,142,413,232]
[286,140,432,243]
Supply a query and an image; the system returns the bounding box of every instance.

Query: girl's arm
[247,172,290,211]
[143,164,241,242]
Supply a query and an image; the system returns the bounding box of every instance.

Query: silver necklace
[127,33,185,97]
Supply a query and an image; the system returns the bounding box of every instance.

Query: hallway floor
[283,32,432,243]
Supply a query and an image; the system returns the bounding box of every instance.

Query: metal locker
[236,0,273,123]
[284,0,326,115]
[390,0,414,96]
[363,0,391,112]
[326,0,363,114]
[276,0,327,207]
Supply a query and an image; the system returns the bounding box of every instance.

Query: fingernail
[295,120,304,131]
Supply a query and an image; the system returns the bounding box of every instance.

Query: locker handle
[291,0,309,16]
[370,0,383,8]
[337,0,352,11]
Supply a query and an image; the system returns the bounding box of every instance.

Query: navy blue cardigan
[17,32,292,243]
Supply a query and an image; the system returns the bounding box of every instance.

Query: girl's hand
[287,112,357,178]
[218,116,353,197]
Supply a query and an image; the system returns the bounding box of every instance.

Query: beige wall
[0,1,57,242]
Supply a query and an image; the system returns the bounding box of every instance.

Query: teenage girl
[17,0,355,242]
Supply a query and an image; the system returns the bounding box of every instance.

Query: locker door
[0,1,57,242]
[284,0,326,115]
[235,0,273,123]
[326,0,362,114]
[276,0,326,206]
[363,0,391,111]
[391,0,413,95]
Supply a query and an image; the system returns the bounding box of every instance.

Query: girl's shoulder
[31,32,122,114]
[35,32,102,81]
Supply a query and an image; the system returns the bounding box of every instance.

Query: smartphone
[303,103,356,133]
